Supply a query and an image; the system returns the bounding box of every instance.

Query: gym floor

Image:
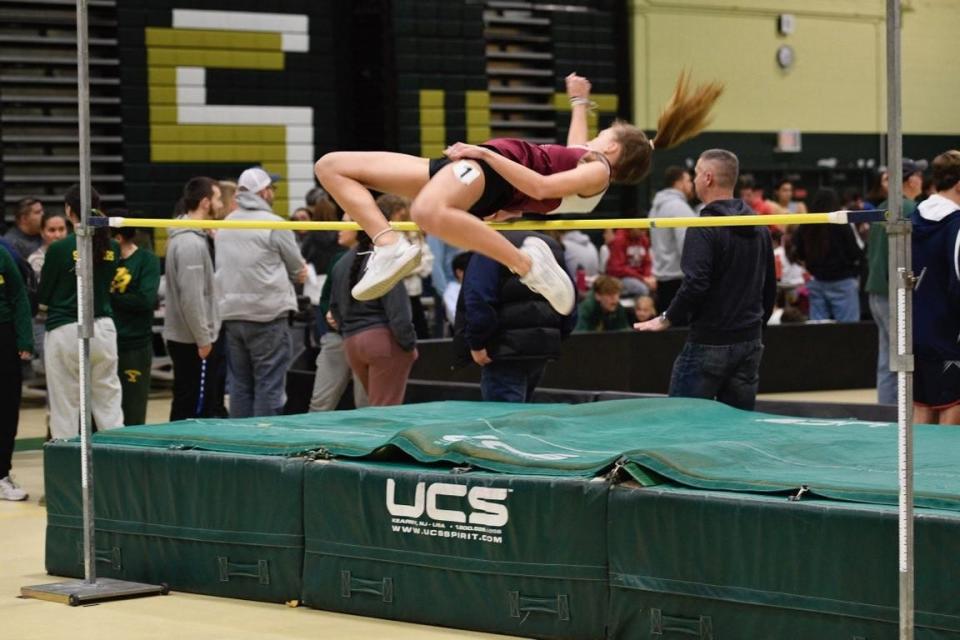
[4,389,874,639]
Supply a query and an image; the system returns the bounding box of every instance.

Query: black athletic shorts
[428,146,515,218]
[914,355,960,409]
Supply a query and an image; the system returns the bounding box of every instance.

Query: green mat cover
[89,399,960,511]
[44,441,304,603]
[301,460,609,639]
[607,483,960,640]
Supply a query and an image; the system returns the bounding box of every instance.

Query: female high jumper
[314,72,723,315]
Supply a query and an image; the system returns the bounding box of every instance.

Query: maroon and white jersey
[484,138,608,214]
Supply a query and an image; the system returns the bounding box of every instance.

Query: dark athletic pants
[167,339,219,421]
[118,343,153,426]
[0,323,23,478]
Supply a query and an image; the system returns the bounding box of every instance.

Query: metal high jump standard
[20,0,168,608]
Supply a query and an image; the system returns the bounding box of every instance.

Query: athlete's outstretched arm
[444,142,607,201]
[565,72,591,147]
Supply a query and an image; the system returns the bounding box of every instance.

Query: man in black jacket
[455,232,577,402]
[635,148,776,410]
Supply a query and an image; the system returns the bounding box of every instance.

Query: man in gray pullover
[649,166,695,311]
[215,167,307,418]
[163,177,222,420]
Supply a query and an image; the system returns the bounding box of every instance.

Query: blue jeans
[868,293,897,405]
[807,277,860,322]
[669,339,764,410]
[312,305,328,343]
[224,318,292,418]
[480,360,546,403]
[620,277,650,297]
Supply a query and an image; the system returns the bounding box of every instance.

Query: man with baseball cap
[865,158,924,405]
[237,167,282,195]
[214,166,307,417]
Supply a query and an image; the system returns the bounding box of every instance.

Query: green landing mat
[44,441,304,603]
[89,398,960,510]
[301,460,609,639]
[607,484,960,639]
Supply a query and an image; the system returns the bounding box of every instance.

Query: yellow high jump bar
[100,210,885,232]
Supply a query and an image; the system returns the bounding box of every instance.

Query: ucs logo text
[386,479,509,527]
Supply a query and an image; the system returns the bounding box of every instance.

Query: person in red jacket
[605,229,656,297]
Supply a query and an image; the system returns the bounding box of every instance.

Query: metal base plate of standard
[21,578,168,606]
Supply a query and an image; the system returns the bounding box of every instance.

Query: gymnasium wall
[389,1,489,159]
[117,0,348,221]
[108,0,956,225]
[627,0,959,206]
[113,0,630,229]
[629,0,960,135]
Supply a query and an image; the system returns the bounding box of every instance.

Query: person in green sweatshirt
[0,244,34,501]
[111,224,160,426]
[865,159,923,405]
[575,275,631,332]
[38,185,124,439]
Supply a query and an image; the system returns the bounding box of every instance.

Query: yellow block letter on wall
[146,9,316,215]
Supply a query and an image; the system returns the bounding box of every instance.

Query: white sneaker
[0,475,28,501]
[518,236,575,315]
[351,235,422,301]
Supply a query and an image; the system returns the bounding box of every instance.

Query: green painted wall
[629,0,959,135]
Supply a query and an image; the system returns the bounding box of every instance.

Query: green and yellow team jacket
[0,246,34,352]
[38,235,121,332]
[110,247,161,350]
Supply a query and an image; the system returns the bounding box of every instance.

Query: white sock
[377,241,401,258]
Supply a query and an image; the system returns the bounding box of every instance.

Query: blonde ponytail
[610,71,723,185]
[652,70,724,150]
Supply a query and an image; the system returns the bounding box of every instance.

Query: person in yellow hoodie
[38,185,123,439]
[111,221,160,426]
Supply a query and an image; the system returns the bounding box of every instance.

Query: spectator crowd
[2,147,959,500]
